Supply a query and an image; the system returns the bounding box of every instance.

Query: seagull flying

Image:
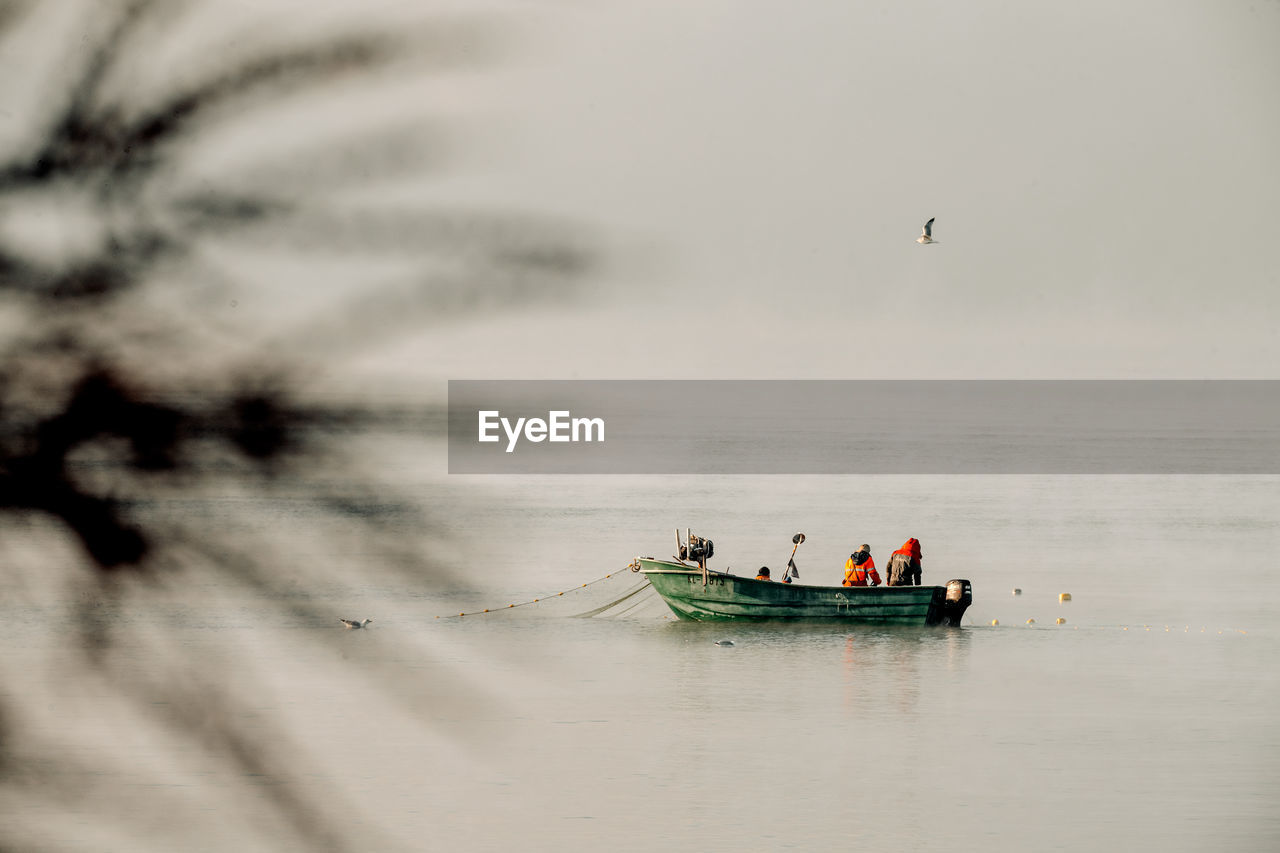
[339,618,373,629]
[916,217,937,244]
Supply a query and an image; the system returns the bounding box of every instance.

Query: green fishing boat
[634,531,972,625]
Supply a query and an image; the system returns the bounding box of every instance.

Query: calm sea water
[3,475,1278,851]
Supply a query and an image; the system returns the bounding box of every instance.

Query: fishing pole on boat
[783,532,804,583]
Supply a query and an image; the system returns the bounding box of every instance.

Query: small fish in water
[339,618,373,629]
[714,639,734,647]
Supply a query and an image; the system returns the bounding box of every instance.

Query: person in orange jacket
[843,545,880,587]
[886,538,923,586]
[756,567,772,581]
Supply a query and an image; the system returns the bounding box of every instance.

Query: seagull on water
[916,217,937,244]
[339,618,373,629]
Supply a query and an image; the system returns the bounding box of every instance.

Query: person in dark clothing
[886,538,923,586]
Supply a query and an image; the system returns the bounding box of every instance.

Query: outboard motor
[681,534,714,563]
[942,579,973,626]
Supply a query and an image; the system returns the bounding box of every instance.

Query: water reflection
[841,627,971,717]
[655,620,971,726]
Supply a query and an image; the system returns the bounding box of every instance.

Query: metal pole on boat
[689,528,706,585]
[691,528,707,585]
[785,532,805,582]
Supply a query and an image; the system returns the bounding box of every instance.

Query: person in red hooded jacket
[843,545,880,587]
[886,538,923,586]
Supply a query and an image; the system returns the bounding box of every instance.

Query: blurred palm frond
[0,1,596,849]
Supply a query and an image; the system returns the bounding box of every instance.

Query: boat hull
[638,559,971,625]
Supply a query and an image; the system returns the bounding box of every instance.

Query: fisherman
[843,545,880,587]
[756,567,772,581]
[886,538,923,586]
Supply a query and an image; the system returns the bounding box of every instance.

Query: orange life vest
[843,554,880,587]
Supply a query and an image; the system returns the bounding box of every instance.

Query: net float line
[437,564,645,619]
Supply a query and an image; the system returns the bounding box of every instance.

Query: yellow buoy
[1059,593,1072,603]
[1026,618,1036,625]
[1055,617,1066,625]
[990,619,999,626]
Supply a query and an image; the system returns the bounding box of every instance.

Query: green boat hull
[638,558,971,625]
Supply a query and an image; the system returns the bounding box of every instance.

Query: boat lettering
[477,410,605,453]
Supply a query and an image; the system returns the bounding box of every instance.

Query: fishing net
[437,564,671,621]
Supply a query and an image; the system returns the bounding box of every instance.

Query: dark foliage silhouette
[0,1,593,849]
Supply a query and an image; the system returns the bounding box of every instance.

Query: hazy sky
[8,1,1274,386]
[378,0,1279,383]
